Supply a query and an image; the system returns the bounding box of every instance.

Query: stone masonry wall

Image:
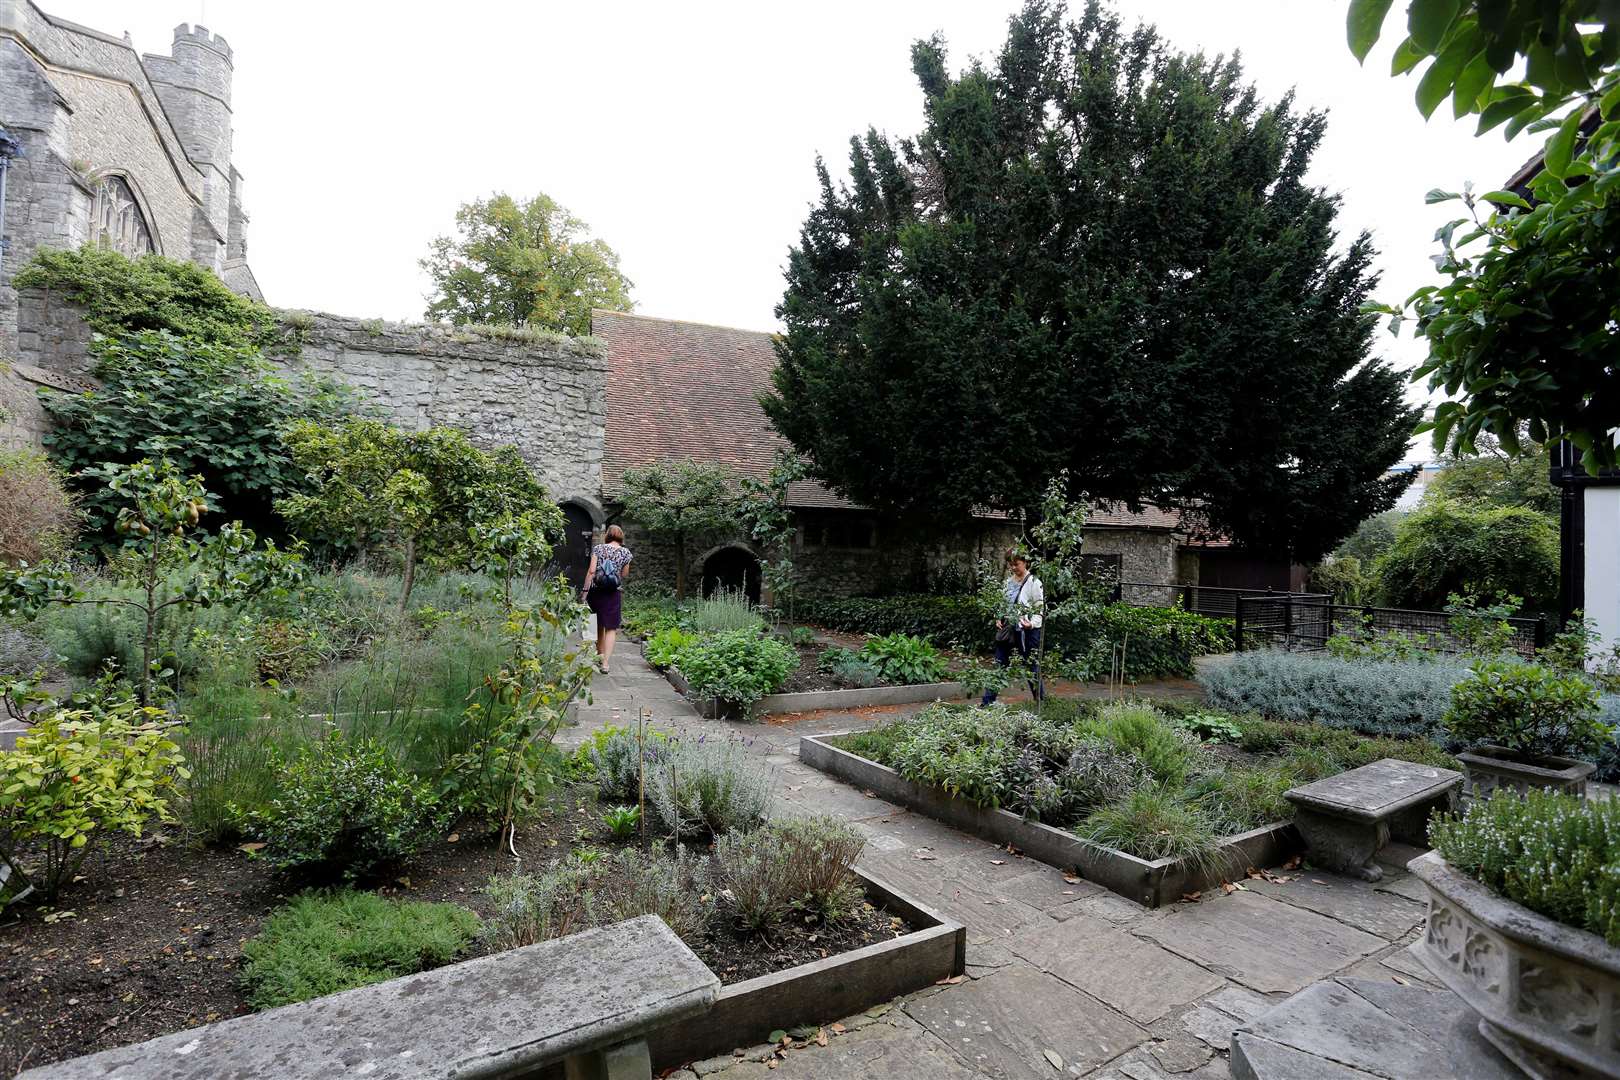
[289,313,607,506]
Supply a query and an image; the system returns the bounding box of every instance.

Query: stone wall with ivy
[9,291,609,507]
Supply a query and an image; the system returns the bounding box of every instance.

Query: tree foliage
[617,460,741,599]
[14,246,295,351]
[278,419,558,611]
[421,192,634,335]
[42,330,358,545]
[1425,434,1560,517]
[1375,500,1560,611]
[1349,0,1620,470]
[765,0,1419,561]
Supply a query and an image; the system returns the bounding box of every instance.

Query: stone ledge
[19,915,719,1080]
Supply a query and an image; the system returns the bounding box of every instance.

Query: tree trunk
[399,534,418,613]
[140,547,159,705]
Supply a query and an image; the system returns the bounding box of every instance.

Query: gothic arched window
[92,175,154,257]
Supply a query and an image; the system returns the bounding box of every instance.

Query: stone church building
[0,2,1296,605]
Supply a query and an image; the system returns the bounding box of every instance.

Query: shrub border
[799,732,1299,909]
[646,867,965,1067]
[653,644,968,717]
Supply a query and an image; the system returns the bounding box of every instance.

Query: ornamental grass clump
[1430,790,1620,947]
[1082,701,1203,785]
[1444,659,1607,761]
[1079,786,1220,866]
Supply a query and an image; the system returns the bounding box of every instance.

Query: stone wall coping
[286,310,607,367]
[18,914,720,1080]
[1407,849,1620,974]
[1284,758,1463,823]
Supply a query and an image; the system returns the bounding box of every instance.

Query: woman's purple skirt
[587,587,623,631]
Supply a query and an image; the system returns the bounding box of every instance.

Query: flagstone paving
[573,644,1501,1079]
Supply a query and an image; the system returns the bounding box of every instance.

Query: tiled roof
[593,310,856,508]
[592,308,1199,533]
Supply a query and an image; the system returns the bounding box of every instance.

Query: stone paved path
[561,644,1477,1080]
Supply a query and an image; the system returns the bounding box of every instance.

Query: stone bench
[19,915,719,1080]
[1284,758,1462,883]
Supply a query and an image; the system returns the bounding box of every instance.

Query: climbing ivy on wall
[14,246,301,352]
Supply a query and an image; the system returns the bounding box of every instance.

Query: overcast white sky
[46,0,1532,453]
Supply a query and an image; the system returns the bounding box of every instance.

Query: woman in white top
[982,549,1046,706]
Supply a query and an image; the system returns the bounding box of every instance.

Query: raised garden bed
[800,732,1298,909]
[0,782,956,1076]
[647,867,964,1067]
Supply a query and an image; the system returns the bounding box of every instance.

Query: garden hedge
[794,594,1230,681]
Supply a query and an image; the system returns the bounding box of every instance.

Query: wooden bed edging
[799,732,1299,909]
[646,867,965,1068]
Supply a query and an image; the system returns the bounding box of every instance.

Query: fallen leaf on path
[829,1023,846,1035]
[990,859,1006,865]
[1043,1048,1064,1070]
[1180,891,1201,903]
[1062,874,1081,884]
[913,850,937,861]
[815,1028,829,1047]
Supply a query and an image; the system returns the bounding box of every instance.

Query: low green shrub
[770,815,867,924]
[602,805,641,839]
[1082,701,1201,785]
[795,594,1228,680]
[239,731,447,880]
[712,828,790,931]
[1445,659,1607,760]
[1430,790,1620,946]
[238,891,479,1009]
[0,696,186,902]
[1188,766,1294,835]
[621,591,685,639]
[859,633,947,685]
[482,849,713,951]
[675,629,796,710]
[818,648,887,688]
[645,738,773,839]
[644,626,699,669]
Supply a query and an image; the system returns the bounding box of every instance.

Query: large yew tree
[765,0,1418,561]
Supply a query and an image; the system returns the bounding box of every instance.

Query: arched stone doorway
[558,501,598,592]
[701,545,761,606]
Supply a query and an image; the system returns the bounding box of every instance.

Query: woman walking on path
[582,524,633,673]
[982,549,1045,706]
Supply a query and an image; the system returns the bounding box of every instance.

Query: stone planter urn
[1455,744,1596,800]
[1409,850,1620,1079]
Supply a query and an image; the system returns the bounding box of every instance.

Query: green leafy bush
[818,647,887,688]
[675,629,796,710]
[238,890,479,1009]
[1430,791,1620,947]
[621,591,685,639]
[859,633,947,685]
[0,697,186,902]
[1173,711,1244,744]
[15,246,294,349]
[1056,737,1149,818]
[795,594,1229,679]
[644,626,698,669]
[42,330,355,543]
[1374,500,1559,612]
[645,738,773,839]
[1445,660,1607,760]
[240,731,447,880]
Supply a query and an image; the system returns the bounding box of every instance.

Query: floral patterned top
[589,542,633,587]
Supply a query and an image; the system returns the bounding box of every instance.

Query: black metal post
[1234,600,1245,653]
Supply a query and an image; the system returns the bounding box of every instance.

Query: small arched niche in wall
[701,545,761,606]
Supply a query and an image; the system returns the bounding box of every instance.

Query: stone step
[1230,976,1518,1080]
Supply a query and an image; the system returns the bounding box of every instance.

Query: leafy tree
[14,245,295,351]
[278,419,559,611]
[1347,0,1620,470]
[421,192,634,335]
[1374,500,1560,611]
[736,451,809,618]
[766,0,1418,562]
[42,330,358,545]
[618,460,740,599]
[0,459,306,703]
[1333,509,1405,564]
[1425,433,1560,517]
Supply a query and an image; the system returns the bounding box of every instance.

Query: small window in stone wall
[804,517,876,550]
[92,175,155,258]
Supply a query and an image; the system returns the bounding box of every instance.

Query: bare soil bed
[0,784,914,1075]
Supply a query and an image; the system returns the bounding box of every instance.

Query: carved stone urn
[1409,850,1620,1079]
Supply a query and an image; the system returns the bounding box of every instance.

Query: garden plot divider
[800,733,1299,909]
[647,868,965,1068]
